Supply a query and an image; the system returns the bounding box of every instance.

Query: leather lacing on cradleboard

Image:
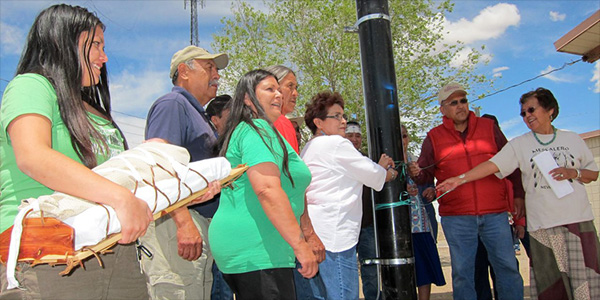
[58,154,212,276]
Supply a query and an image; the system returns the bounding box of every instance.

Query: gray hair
[171,58,196,85]
[264,65,295,83]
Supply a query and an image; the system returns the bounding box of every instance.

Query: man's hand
[407,161,421,177]
[190,181,222,205]
[176,221,203,261]
[171,208,203,261]
[515,225,525,239]
[513,197,525,220]
[305,232,326,263]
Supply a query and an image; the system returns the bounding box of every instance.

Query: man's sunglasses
[443,98,468,106]
[520,106,537,117]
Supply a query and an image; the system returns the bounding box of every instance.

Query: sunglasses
[443,98,468,107]
[324,114,348,121]
[520,106,537,117]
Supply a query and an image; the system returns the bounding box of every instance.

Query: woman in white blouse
[300,91,397,300]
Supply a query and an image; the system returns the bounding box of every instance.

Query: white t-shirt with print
[490,129,598,231]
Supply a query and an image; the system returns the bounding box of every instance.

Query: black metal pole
[354,0,416,299]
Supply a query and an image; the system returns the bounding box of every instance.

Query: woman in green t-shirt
[0,4,152,298]
[210,69,318,299]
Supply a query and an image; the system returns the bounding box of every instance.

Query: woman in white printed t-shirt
[437,87,599,300]
[300,91,398,300]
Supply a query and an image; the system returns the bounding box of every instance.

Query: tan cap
[169,46,228,79]
[286,114,304,126]
[438,82,467,104]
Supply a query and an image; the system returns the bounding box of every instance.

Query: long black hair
[219,69,294,186]
[16,4,122,168]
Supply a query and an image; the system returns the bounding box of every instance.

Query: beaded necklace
[533,126,557,146]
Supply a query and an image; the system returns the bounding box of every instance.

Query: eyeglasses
[443,98,468,107]
[324,114,348,121]
[520,106,537,117]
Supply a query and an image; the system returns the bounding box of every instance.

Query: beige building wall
[581,130,600,231]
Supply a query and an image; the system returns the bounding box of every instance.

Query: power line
[472,58,582,103]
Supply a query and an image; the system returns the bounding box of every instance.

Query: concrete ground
[359,225,532,299]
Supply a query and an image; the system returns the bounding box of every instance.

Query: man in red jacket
[409,82,524,299]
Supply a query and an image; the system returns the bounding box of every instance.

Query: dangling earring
[550,115,553,121]
[320,130,327,136]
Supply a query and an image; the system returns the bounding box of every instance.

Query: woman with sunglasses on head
[0,4,152,298]
[401,125,446,300]
[209,69,318,300]
[438,87,600,300]
[300,91,397,299]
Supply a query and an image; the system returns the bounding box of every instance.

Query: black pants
[223,268,297,300]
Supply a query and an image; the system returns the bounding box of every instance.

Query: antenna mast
[184,0,205,46]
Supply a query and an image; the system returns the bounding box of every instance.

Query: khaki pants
[0,244,148,300]
[139,209,213,300]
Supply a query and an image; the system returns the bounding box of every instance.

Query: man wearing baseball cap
[409,82,525,299]
[140,46,228,299]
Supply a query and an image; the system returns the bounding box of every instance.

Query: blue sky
[1,1,599,147]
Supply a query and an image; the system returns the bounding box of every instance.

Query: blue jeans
[306,247,359,300]
[293,260,326,300]
[441,213,523,300]
[357,226,379,300]
[211,263,233,300]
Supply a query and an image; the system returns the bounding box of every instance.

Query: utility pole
[184,0,204,46]
[349,0,417,298]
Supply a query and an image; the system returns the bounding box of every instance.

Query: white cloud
[443,3,520,45]
[0,22,25,55]
[110,69,170,116]
[592,61,600,93]
[492,66,509,77]
[493,66,509,73]
[549,11,566,22]
[540,65,572,83]
[499,116,522,132]
[449,47,492,68]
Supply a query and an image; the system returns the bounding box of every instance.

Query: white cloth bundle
[7,142,230,289]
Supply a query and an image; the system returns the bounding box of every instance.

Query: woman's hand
[377,154,394,170]
[113,191,153,244]
[294,241,319,279]
[549,167,577,181]
[436,176,465,194]
[385,168,399,182]
[421,187,436,202]
[189,180,222,205]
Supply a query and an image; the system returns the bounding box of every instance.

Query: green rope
[393,161,408,182]
[375,191,411,210]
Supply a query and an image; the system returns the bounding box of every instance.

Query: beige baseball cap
[438,82,467,104]
[169,46,228,79]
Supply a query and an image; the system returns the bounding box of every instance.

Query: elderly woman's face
[254,76,283,122]
[315,104,347,136]
[79,25,108,87]
[521,96,554,133]
[279,73,298,115]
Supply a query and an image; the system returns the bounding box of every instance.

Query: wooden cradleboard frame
[0,164,247,276]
